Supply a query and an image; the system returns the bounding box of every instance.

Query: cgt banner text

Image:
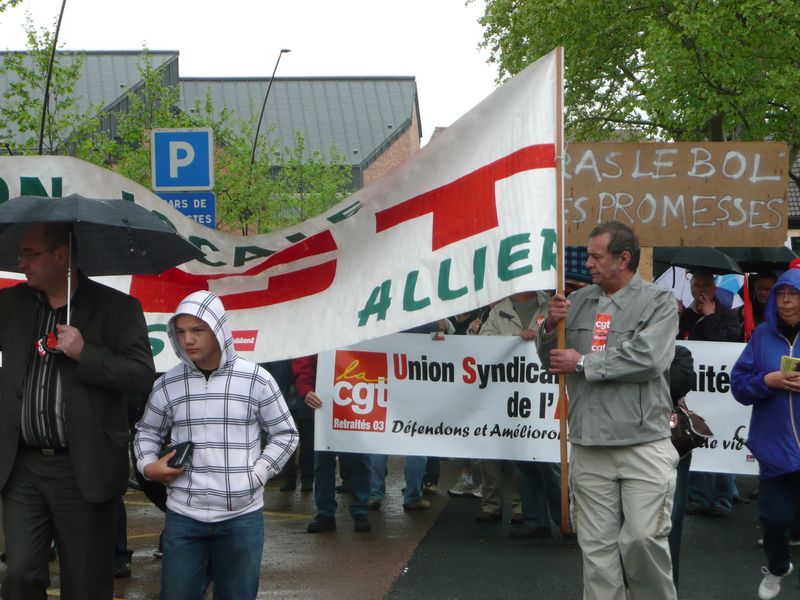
[315,335,756,475]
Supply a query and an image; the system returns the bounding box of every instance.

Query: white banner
[0,50,561,372]
[315,335,758,475]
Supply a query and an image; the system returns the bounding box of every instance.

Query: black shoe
[732,495,751,505]
[353,515,372,532]
[510,526,552,539]
[335,484,353,494]
[279,480,297,492]
[306,515,336,533]
[114,559,132,578]
[368,499,381,511]
[300,481,314,492]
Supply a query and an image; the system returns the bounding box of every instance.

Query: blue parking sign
[158,192,216,229]
[151,128,214,191]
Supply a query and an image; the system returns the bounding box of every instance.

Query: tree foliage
[0,0,22,15]
[265,131,352,230]
[215,129,352,235]
[478,0,800,181]
[112,51,226,186]
[0,14,112,161]
[214,118,277,235]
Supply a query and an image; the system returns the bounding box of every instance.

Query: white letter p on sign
[169,141,195,178]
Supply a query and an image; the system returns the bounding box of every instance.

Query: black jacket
[0,274,155,502]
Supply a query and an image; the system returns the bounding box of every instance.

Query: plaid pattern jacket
[134,291,298,522]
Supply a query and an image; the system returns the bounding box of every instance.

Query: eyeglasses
[17,249,50,262]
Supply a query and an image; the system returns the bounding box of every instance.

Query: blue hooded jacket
[731,269,800,479]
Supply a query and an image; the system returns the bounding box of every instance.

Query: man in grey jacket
[537,222,679,600]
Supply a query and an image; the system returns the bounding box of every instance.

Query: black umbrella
[0,194,204,336]
[0,194,203,276]
[714,246,797,273]
[653,247,744,275]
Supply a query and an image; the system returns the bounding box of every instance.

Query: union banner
[0,49,561,371]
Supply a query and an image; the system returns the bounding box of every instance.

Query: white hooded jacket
[134,291,298,522]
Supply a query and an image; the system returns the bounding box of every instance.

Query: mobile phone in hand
[158,441,194,468]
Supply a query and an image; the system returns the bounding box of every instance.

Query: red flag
[742,276,755,341]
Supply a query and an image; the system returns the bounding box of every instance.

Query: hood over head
[764,269,800,330]
[168,291,236,370]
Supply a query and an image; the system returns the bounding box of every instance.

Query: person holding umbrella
[678,270,742,517]
[0,222,156,599]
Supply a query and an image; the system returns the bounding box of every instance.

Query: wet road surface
[0,460,793,599]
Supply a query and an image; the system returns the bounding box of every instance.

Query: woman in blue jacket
[732,268,800,600]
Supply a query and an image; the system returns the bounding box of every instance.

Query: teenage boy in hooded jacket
[134,291,298,600]
[732,268,800,600]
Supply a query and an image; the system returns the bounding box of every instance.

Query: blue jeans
[370,454,427,505]
[515,461,561,528]
[161,509,264,600]
[313,451,370,518]
[687,472,735,512]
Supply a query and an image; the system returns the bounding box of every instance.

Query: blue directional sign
[158,192,216,229]
[151,128,214,191]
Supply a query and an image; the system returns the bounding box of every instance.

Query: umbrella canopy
[714,246,797,273]
[0,194,203,276]
[654,246,743,275]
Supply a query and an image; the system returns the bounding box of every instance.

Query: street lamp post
[250,48,291,169]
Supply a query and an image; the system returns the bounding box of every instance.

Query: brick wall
[362,107,421,186]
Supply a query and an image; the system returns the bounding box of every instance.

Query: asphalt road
[0,460,792,599]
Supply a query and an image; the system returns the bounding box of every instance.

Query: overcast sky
[0,0,499,144]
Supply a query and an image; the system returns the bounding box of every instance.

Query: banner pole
[554,46,572,537]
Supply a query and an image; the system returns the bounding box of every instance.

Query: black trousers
[282,417,315,486]
[759,470,800,576]
[1,448,116,600]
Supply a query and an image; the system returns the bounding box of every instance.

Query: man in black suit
[0,223,155,599]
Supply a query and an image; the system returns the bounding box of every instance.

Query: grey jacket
[480,292,550,337]
[537,273,678,446]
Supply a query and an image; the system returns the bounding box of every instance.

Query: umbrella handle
[67,231,72,327]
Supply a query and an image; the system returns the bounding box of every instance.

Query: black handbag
[670,398,714,458]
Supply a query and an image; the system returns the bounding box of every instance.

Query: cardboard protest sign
[565,141,788,247]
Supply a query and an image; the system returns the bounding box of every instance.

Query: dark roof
[0,50,179,115]
[0,50,420,172]
[180,76,419,166]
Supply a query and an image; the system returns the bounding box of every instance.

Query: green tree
[214,118,279,235]
[0,0,22,15]
[113,51,199,185]
[478,0,800,182]
[0,14,113,161]
[265,131,352,231]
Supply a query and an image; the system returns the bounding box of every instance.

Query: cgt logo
[232,330,258,351]
[332,350,388,432]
